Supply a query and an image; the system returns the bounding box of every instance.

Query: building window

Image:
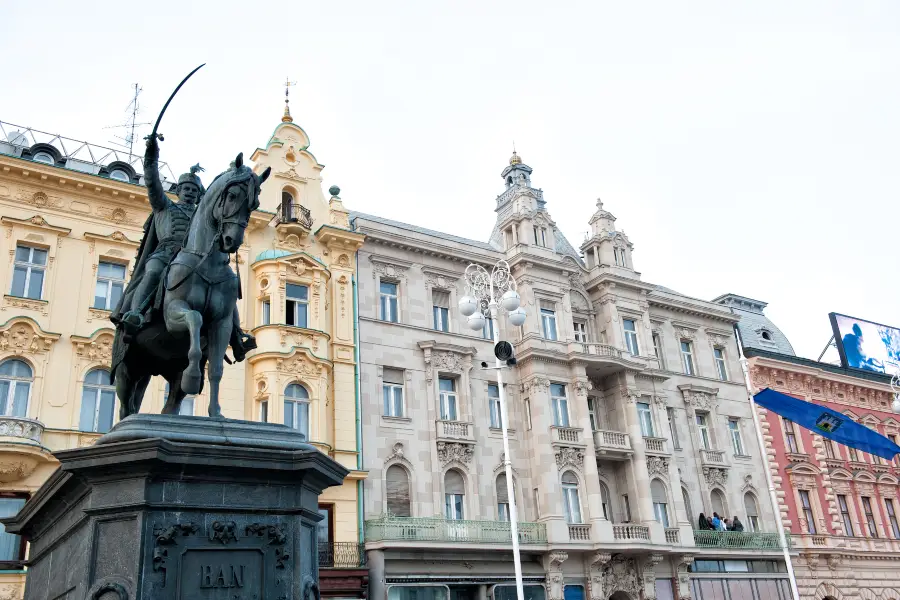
[799,490,816,534]
[862,496,878,538]
[573,320,587,343]
[79,368,115,433]
[713,347,728,381]
[744,493,760,532]
[667,407,680,449]
[259,401,268,423]
[550,383,569,427]
[711,488,727,517]
[380,281,399,323]
[638,402,654,437]
[488,384,502,429]
[652,333,664,367]
[285,283,309,328]
[682,487,694,525]
[93,261,126,311]
[837,495,854,536]
[760,330,772,341]
[533,488,541,519]
[680,341,695,375]
[524,398,532,431]
[541,305,558,341]
[588,397,598,431]
[32,152,54,164]
[383,368,405,417]
[848,446,859,462]
[0,496,27,567]
[651,479,669,527]
[561,471,582,524]
[696,413,711,450]
[432,290,450,332]
[729,419,744,455]
[482,316,494,340]
[599,482,612,521]
[614,247,626,267]
[783,419,799,454]
[11,245,47,300]
[261,299,271,325]
[496,473,511,521]
[439,378,458,421]
[886,499,900,539]
[533,226,547,247]
[284,383,310,438]
[622,494,632,522]
[317,504,333,546]
[444,469,465,520]
[386,465,411,517]
[824,438,835,459]
[0,359,31,418]
[623,319,640,356]
[109,168,130,182]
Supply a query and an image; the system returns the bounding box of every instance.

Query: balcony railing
[436,420,475,442]
[665,528,681,544]
[593,429,633,458]
[693,530,790,549]
[277,201,314,229]
[643,436,668,455]
[551,426,584,445]
[365,516,547,544]
[568,524,591,541]
[612,524,650,541]
[573,343,622,358]
[318,542,366,568]
[700,448,727,465]
[0,417,43,444]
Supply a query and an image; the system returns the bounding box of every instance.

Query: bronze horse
[112,154,270,418]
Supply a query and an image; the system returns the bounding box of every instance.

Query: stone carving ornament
[437,441,473,465]
[555,447,585,470]
[647,456,669,476]
[703,467,728,487]
[601,555,640,600]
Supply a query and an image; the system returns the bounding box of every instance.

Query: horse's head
[204,153,271,253]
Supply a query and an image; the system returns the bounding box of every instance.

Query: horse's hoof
[181,372,202,395]
[208,409,224,419]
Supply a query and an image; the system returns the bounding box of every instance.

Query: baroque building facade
[734,297,900,600]
[0,108,366,598]
[356,153,793,600]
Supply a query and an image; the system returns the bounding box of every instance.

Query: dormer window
[533,226,547,247]
[761,331,772,340]
[109,169,130,182]
[614,247,627,267]
[32,152,54,165]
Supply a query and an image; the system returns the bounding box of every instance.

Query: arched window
[497,473,512,521]
[109,169,130,182]
[444,469,465,520]
[79,369,115,433]
[651,479,669,527]
[280,190,295,221]
[599,481,612,521]
[561,471,582,524]
[0,359,32,417]
[284,383,310,438]
[682,486,694,525]
[32,152,54,164]
[744,492,760,531]
[760,330,772,341]
[385,465,411,517]
[711,488,727,518]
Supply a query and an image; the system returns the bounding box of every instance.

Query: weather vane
[283,77,297,123]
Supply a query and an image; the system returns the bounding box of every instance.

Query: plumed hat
[177,163,206,195]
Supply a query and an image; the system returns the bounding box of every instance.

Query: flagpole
[738,348,801,600]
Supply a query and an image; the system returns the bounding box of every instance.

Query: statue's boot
[229,329,257,363]
[120,311,144,344]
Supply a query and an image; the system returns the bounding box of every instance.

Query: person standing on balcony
[698,513,712,530]
[712,513,725,531]
[731,516,744,532]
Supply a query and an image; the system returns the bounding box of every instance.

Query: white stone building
[355,153,793,600]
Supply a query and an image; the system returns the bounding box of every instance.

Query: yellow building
[0,104,366,598]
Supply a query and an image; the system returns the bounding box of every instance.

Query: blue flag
[754,388,900,461]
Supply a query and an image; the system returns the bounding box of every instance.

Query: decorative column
[639,553,665,600]
[672,555,694,600]
[573,374,611,541]
[544,551,568,600]
[619,385,661,541]
[368,549,386,600]
[586,552,611,600]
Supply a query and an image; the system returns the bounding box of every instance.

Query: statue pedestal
[4,415,348,600]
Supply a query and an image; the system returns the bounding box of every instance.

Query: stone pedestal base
[4,415,348,600]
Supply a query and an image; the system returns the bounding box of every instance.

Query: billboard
[830,313,900,377]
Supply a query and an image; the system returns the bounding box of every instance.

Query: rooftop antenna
[104,83,152,159]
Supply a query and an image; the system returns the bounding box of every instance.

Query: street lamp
[458,260,526,600]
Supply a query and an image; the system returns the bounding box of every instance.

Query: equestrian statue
[110,64,270,418]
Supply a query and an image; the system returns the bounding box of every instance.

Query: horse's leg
[116,365,135,420]
[205,316,233,419]
[132,375,151,415]
[166,298,204,395]
[161,373,187,415]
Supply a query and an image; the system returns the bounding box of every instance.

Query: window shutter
[445,469,465,495]
[383,368,404,385]
[497,474,509,504]
[432,290,450,308]
[744,493,758,517]
[650,480,667,504]
[385,465,411,517]
[711,490,726,515]
[561,471,578,485]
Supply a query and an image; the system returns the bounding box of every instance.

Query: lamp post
[458,260,527,600]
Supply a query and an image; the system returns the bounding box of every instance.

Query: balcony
[612,524,650,542]
[643,436,670,456]
[551,426,586,447]
[693,530,789,550]
[435,420,476,443]
[700,448,728,467]
[568,524,591,541]
[275,200,314,240]
[318,542,367,568]
[593,429,633,461]
[665,528,681,544]
[365,516,547,545]
[0,417,52,483]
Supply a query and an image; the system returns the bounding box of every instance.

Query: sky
[2,1,899,361]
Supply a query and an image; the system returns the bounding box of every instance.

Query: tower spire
[282,77,296,123]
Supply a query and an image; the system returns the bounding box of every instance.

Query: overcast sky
[3,1,899,361]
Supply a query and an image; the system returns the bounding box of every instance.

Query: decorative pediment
[418,341,475,383]
[370,255,411,280]
[829,468,853,480]
[437,441,473,467]
[422,268,462,290]
[854,471,877,483]
[252,346,331,379]
[678,384,719,412]
[878,473,899,485]
[0,317,60,355]
[1,214,72,237]
[647,456,669,476]
[84,230,140,248]
[555,447,585,471]
[703,466,728,487]
[71,328,115,366]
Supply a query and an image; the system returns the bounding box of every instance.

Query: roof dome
[254,249,294,263]
[509,151,522,166]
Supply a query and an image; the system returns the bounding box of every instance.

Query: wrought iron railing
[277,201,314,229]
[365,515,547,544]
[693,530,790,549]
[318,542,366,568]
